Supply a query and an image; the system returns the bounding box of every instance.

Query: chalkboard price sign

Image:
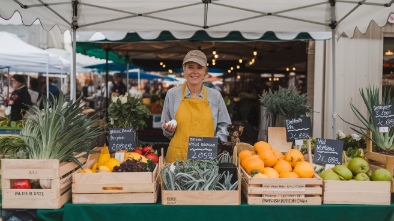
[313,138,343,165]
[187,136,218,160]
[108,128,136,152]
[372,105,394,127]
[285,117,312,142]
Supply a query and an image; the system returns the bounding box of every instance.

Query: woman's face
[11,78,22,90]
[183,62,206,86]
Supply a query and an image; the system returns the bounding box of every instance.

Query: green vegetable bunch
[107,93,151,130]
[340,86,394,150]
[20,92,103,164]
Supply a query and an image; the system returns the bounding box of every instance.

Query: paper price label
[379,127,389,133]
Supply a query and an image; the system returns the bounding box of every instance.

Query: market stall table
[35,197,394,221]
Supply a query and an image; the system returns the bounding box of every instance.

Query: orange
[254,141,272,154]
[284,149,305,168]
[293,161,315,178]
[239,150,254,164]
[263,167,280,178]
[253,173,268,178]
[273,159,293,174]
[272,149,284,160]
[244,158,265,175]
[279,171,300,178]
[262,153,278,167]
[241,155,260,169]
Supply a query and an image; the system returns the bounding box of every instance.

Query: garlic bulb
[39,179,52,189]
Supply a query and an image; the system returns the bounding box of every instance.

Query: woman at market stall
[8,74,32,121]
[161,50,231,163]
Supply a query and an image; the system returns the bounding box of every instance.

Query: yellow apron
[165,84,215,163]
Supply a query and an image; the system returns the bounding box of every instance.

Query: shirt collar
[184,84,204,99]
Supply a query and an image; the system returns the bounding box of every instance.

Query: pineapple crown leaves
[108,94,151,130]
[20,92,103,162]
[259,86,310,119]
[338,86,394,150]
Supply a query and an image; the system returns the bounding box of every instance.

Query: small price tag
[324,164,335,170]
[379,127,389,133]
[295,140,303,146]
[114,152,125,163]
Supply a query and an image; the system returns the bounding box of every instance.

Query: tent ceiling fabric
[77,40,308,73]
[1,0,394,39]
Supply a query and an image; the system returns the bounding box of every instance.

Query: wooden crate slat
[249,186,322,195]
[1,159,59,170]
[2,169,59,179]
[162,189,240,205]
[324,180,390,191]
[247,196,322,205]
[72,192,157,204]
[323,191,390,205]
[58,158,86,177]
[2,188,59,200]
[73,171,155,184]
[72,182,156,193]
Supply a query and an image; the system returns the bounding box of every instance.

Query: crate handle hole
[102,187,123,190]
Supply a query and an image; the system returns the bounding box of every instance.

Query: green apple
[371,168,393,181]
[319,171,340,180]
[347,157,369,176]
[332,165,353,180]
[354,173,370,181]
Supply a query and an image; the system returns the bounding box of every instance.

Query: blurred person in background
[8,74,32,121]
[111,73,127,96]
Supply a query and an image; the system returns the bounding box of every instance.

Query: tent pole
[105,50,109,120]
[138,69,141,94]
[331,29,336,139]
[46,56,49,98]
[126,62,129,94]
[71,28,77,101]
[7,67,10,99]
[330,0,337,139]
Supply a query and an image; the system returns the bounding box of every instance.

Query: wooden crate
[161,171,241,205]
[1,158,84,209]
[364,130,394,192]
[72,159,159,204]
[241,167,322,205]
[323,180,391,205]
[161,150,241,205]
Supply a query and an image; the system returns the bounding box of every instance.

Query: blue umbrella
[126,70,163,80]
[84,62,140,72]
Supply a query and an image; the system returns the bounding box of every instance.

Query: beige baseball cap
[182,50,207,67]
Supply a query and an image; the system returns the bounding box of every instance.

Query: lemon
[83,168,94,173]
[98,166,111,173]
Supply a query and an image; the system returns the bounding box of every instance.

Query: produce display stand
[322,180,391,205]
[1,157,86,209]
[72,157,160,204]
[33,198,394,221]
[0,126,21,135]
[364,130,394,192]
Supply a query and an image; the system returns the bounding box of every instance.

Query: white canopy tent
[0,31,66,97]
[2,0,394,137]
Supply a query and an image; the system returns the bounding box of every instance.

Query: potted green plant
[259,86,310,127]
[107,93,151,140]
